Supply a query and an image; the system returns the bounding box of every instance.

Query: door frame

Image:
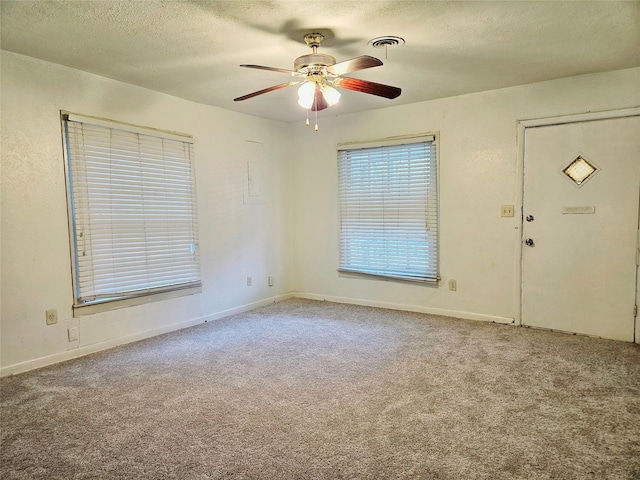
[514,107,640,337]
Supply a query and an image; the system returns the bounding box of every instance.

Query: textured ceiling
[1,0,639,123]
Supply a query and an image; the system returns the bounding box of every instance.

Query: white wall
[1,51,294,374]
[2,50,638,375]
[290,67,640,322]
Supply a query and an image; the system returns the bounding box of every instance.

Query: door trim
[514,107,640,331]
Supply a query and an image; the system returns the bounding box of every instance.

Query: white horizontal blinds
[64,116,201,304]
[338,140,438,281]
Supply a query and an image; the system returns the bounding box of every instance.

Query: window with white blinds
[337,137,439,282]
[62,113,201,314]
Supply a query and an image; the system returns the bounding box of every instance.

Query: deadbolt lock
[526,215,534,222]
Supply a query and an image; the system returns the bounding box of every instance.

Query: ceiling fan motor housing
[294,53,336,73]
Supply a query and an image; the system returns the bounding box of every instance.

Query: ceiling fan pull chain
[313,90,319,131]
[306,109,310,126]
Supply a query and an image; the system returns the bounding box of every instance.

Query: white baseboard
[293,292,515,325]
[202,293,294,322]
[1,293,293,377]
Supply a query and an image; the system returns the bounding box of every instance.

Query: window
[337,135,439,282]
[62,112,201,315]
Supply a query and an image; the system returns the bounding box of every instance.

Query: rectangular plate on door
[562,206,596,214]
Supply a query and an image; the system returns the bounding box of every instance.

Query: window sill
[72,284,202,317]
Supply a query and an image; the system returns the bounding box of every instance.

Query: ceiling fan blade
[311,86,329,111]
[233,81,300,102]
[333,77,401,99]
[327,55,383,76]
[240,64,302,76]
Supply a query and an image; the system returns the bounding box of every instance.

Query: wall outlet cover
[46,309,58,325]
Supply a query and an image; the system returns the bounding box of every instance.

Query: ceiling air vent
[368,36,404,58]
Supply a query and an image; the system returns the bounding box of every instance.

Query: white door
[522,115,640,342]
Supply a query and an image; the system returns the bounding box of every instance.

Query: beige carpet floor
[1,298,639,479]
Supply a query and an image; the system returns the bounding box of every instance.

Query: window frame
[336,133,440,284]
[61,111,202,316]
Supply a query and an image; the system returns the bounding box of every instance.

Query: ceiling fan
[233,33,401,114]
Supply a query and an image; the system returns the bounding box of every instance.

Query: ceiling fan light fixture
[298,81,341,109]
[235,31,402,126]
[321,84,341,106]
[297,81,316,109]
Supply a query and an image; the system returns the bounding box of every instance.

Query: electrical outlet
[46,309,58,325]
[247,276,252,286]
[501,205,515,217]
[448,279,457,291]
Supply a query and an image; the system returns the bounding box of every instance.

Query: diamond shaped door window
[562,155,599,187]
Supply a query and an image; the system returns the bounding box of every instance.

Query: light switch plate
[501,205,515,217]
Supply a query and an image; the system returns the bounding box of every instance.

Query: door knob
[525,238,535,246]
[526,215,534,222]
